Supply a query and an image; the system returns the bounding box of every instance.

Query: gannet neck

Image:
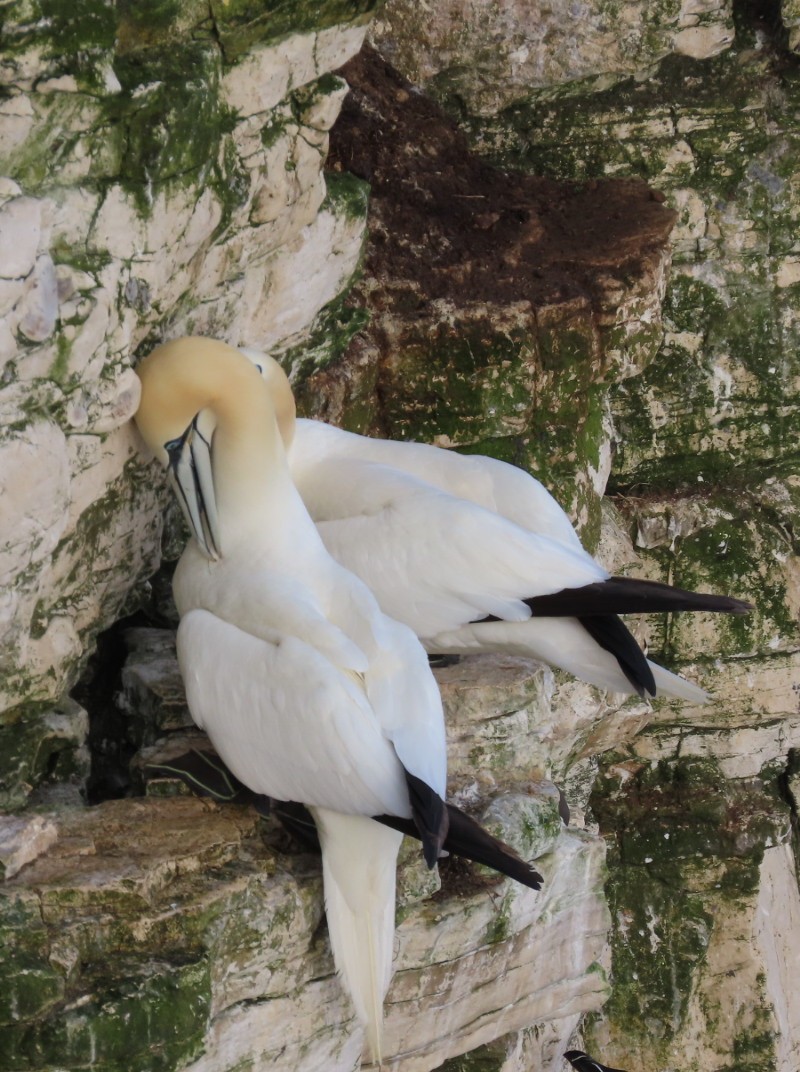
[212,403,302,551]
[238,348,297,450]
[135,336,305,550]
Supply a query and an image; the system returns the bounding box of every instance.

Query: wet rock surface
[328,49,675,313]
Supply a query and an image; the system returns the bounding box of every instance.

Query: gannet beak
[164,413,222,561]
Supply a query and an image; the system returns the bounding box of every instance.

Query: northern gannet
[134,337,541,1064]
[242,350,751,701]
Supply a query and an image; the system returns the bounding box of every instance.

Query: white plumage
[242,349,749,702]
[134,337,449,1064]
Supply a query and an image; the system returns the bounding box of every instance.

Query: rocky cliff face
[1,636,612,1072]
[0,1,372,807]
[1,1,798,1071]
[365,2,800,1070]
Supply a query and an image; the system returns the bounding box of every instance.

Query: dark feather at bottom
[150,750,542,890]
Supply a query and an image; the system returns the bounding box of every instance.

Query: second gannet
[242,350,751,701]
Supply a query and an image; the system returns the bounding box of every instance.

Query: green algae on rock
[318,47,675,534]
[586,753,793,1071]
[1,0,371,742]
[459,45,800,496]
[0,700,88,813]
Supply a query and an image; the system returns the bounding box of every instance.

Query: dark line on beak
[165,429,198,531]
[190,416,221,559]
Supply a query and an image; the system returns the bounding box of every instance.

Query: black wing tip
[577,614,655,697]
[607,578,754,617]
[729,597,755,615]
[519,864,543,890]
[403,769,450,868]
[445,803,544,890]
[520,577,754,619]
[563,1049,628,1072]
[376,801,544,890]
[665,590,753,615]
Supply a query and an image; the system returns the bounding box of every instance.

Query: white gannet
[134,337,541,1064]
[241,350,751,702]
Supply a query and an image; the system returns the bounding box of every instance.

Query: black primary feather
[474,575,752,623]
[267,798,543,891]
[578,614,656,697]
[403,769,450,868]
[153,752,542,890]
[472,576,752,696]
[564,1048,629,1072]
[438,803,543,889]
[378,802,543,890]
[521,576,752,618]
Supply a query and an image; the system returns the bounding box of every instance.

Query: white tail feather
[312,808,404,1064]
[649,660,710,704]
[431,618,711,704]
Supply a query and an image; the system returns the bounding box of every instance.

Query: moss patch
[208,0,378,60]
[0,700,88,813]
[461,41,800,495]
[587,753,790,1067]
[0,955,211,1072]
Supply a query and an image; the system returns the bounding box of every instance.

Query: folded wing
[177,608,411,819]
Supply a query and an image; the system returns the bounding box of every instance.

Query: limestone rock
[306,48,675,539]
[478,789,564,865]
[16,254,58,342]
[0,3,373,761]
[588,752,797,1071]
[370,0,735,115]
[0,698,89,813]
[402,15,800,1069]
[0,814,57,880]
[0,196,41,279]
[605,482,800,665]
[120,628,193,738]
[754,843,800,1071]
[783,0,800,50]
[0,420,71,710]
[396,835,441,909]
[436,655,553,796]
[465,44,800,494]
[0,733,608,1071]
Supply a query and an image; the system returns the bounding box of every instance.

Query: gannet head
[238,347,297,450]
[135,336,270,561]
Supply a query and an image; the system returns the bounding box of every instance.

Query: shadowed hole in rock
[72,561,179,805]
[72,611,152,804]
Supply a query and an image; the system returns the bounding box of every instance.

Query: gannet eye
[254,363,264,375]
